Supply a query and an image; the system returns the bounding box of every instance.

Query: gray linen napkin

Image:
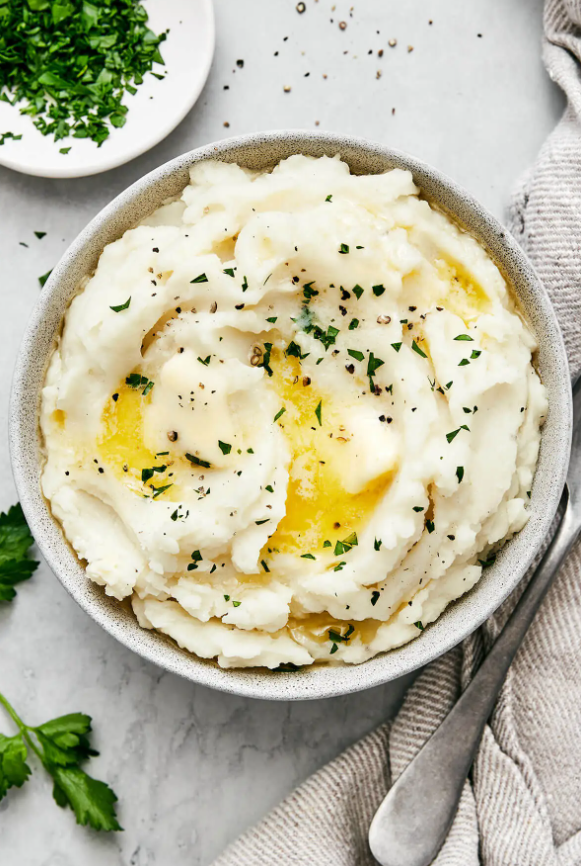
[212,1,581,862]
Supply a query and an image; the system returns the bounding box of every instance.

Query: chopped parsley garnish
[223,268,236,277]
[141,465,166,483]
[478,554,496,568]
[413,506,424,512]
[372,284,385,296]
[0,131,22,145]
[232,600,241,607]
[59,146,71,154]
[315,400,323,426]
[374,538,382,551]
[391,342,402,353]
[261,559,270,572]
[265,485,274,493]
[348,318,359,330]
[338,243,349,254]
[313,324,339,351]
[470,350,482,359]
[446,425,470,443]
[333,561,347,571]
[367,352,385,392]
[150,483,172,499]
[352,284,364,300]
[34,231,46,239]
[286,340,308,360]
[446,381,453,389]
[38,269,52,287]
[273,407,286,423]
[125,374,154,396]
[258,342,273,377]
[197,355,211,366]
[187,550,203,570]
[334,532,358,555]
[348,349,364,362]
[255,518,270,526]
[301,553,316,560]
[426,519,435,533]
[411,340,427,358]
[109,295,131,313]
[185,453,211,469]
[329,624,355,645]
[190,273,208,283]
[218,441,232,455]
[414,621,425,631]
[323,540,332,548]
[241,275,249,292]
[456,466,465,483]
[371,590,380,606]
[266,316,277,323]
[454,334,474,341]
[458,359,470,367]
[325,194,333,202]
[0,0,166,146]
[303,281,319,300]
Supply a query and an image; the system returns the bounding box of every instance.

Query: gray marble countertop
[0,1,562,863]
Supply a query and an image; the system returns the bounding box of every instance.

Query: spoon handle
[369,494,579,866]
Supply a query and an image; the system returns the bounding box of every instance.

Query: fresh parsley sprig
[0,692,121,832]
[0,504,39,602]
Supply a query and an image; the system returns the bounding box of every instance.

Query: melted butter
[52,409,66,428]
[264,350,393,556]
[435,259,491,321]
[288,612,383,648]
[98,380,178,501]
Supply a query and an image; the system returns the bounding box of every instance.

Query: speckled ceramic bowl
[9,131,572,700]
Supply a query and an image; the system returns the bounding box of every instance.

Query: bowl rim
[9,129,572,700]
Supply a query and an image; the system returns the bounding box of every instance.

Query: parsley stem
[0,690,25,731]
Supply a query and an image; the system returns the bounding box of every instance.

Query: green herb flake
[273,406,286,423]
[413,506,424,512]
[59,147,71,154]
[391,342,402,353]
[150,483,173,499]
[338,243,349,254]
[348,349,364,362]
[323,540,332,548]
[190,273,208,284]
[301,553,316,560]
[125,374,153,396]
[109,297,131,313]
[411,340,427,359]
[223,268,236,277]
[352,284,364,300]
[456,466,465,483]
[478,554,496,568]
[458,359,470,367]
[218,441,232,455]
[348,318,359,330]
[454,334,474,342]
[372,284,385,296]
[232,600,241,607]
[374,538,382,551]
[266,316,277,323]
[261,559,270,572]
[470,350,482,360]
[315,400,323,426]
[426,519,435,534]
[265,485,274,493]
[325,194,333,202]
[185,453,211,469]
[371,590,380,606]
[241,275,249,292]
[38,270,52,288]
[333,561,347,571]
[414,621,425,631]
[0,132,22,145]
[255,518,270,526]
[34,231,46,240]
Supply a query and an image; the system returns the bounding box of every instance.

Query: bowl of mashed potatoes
[10,132,571,699]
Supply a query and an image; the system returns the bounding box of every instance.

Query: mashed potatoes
[40,155,546,669]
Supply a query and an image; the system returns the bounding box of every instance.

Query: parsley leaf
[0,504,38,602]
[338,243,349,254]
[273,407,286,423]
[315,400,323,426]
[38,269,52,288]
[190,273,208,284]
[352,284,364,300]
[185,453,212,469]
[411,340,427,358]
[454,334,474,341]
[348,349,364,362]
[218,441,232,455]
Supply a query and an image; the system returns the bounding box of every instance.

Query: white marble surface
[0,1,563,863]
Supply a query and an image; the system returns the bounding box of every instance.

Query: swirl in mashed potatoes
[40,155,547,669]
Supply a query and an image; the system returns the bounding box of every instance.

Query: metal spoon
[369,378,580,866]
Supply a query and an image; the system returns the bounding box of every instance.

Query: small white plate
[0,0,214,179]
